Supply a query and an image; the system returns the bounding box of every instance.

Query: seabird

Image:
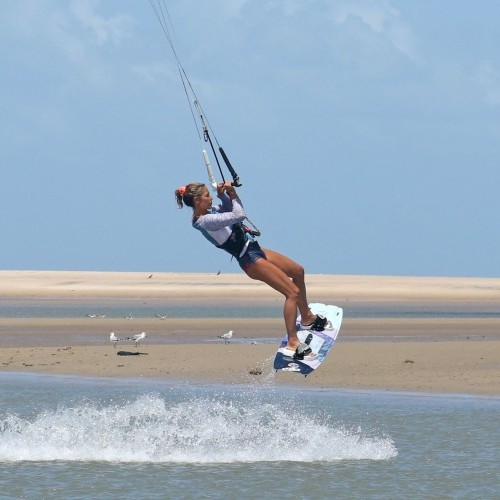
[218,330,233,344]
[109,332,122,348]
[127,331,147,347]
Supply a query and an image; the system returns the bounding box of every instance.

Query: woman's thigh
[262,248,304,280]
[244,255,299,297]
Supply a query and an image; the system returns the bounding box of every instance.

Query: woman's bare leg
[263,249,316,325]
[244,250,316,349]
[244,257,302,349]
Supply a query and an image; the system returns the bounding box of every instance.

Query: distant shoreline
[1,270,500,303]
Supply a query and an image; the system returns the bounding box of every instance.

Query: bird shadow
[116,351,149,356]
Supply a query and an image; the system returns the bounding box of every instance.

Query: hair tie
[178,186,186,196]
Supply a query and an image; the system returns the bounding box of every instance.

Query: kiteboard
[273,303,343,376]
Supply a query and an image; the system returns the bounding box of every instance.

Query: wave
[0,393,397,463]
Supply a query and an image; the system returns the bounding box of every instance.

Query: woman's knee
[290,263,305,282]
[285,282,301,302]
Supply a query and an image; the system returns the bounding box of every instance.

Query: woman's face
[196,186,213,213]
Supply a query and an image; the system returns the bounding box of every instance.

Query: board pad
[273,303,343,376]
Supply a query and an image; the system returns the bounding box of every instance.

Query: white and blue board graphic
[273,303,343,376]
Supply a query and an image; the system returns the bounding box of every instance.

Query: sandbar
[1,271,499,395]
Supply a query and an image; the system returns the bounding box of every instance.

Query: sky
[1,0,499,277]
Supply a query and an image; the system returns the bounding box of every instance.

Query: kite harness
[150,0,261,237]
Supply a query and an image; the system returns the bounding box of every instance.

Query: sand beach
[0,270,499,395]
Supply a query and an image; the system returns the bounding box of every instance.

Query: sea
[0,373,499,499]
[1,298,500,320]
[0,301,499,498]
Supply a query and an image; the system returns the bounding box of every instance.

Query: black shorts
[237,241,266,271]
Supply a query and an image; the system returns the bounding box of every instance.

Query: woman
[175,181,327,360]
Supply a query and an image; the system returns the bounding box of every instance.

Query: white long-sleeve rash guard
[192,192,250,258]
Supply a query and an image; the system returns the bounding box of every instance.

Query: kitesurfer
[175,181,327,360]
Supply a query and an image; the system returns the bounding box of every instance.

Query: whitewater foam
[0,392,397,463]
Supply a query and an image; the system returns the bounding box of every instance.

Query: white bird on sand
[109,332,122,348]
[218,330,233,344]
[127,331,147,347]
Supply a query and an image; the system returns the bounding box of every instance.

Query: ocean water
[1,298,499,319]
[0,373,498,499]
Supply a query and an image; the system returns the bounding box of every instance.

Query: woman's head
[175,183,207,209]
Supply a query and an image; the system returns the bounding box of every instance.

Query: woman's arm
[217,192,234,213]
[195,197,246,231]
[216,182,242,212]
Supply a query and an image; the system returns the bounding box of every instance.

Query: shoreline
[2,270,500,303]
[1,317,499,345]
[1,270,499,395]
[1,341,498,395]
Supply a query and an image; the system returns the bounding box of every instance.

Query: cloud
[473,61,500,106]
[208,0,423,78]
[2,0,136,88]
[132,63,178,88]
[70,0,134,46]
[2,0,134,49]
[330,0,420,61]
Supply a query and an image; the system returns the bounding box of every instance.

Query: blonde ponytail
[174,183,205,209]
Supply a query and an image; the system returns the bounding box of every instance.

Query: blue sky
[1,0,499,277]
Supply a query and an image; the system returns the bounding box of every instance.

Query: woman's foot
[300,314,328,331]
[282,343,317,360]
